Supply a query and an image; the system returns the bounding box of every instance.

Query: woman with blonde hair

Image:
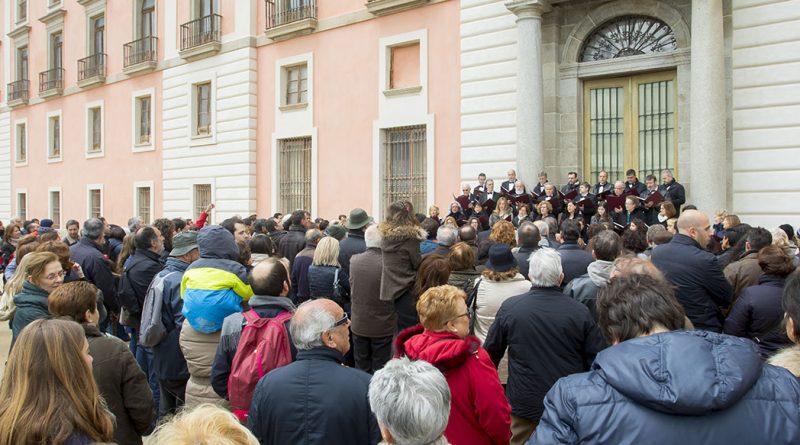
[0,318,115,445]
[308,236,351,309]
[489,197,513,227]
[10,251,64,346]
[394,285,511,445]
[149,404,259,445]
[0,246,41,322]
[49,281,154,445]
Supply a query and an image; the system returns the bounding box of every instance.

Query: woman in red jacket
[395,285,511,445]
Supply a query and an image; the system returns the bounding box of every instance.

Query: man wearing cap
[338,208,374,275]
[484,249,605,445]
[150,231,200,417]
[38,218,55,234]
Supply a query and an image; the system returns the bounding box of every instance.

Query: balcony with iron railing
[265,0,317,41]
[39,67,64,98]
[7,79,29,107]
[124,36,158,74]
[366,0,429,16]
[179,14,221,60]
[77,53,107,88]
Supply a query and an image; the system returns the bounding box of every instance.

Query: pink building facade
[1,0,461,225]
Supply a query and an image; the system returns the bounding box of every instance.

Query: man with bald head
[651,210,732,332]
[502,169,521,193]
[212,257,297,402]
[248,298,381,445]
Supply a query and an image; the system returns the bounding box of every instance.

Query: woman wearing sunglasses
[394,285,511,445]
[10,251,64,347]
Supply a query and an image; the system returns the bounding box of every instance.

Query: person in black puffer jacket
[308,237,350,310]
[278,210,310,269]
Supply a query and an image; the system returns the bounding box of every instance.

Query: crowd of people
[1,167,800,444]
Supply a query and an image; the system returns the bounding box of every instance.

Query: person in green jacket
[11,251,64,346]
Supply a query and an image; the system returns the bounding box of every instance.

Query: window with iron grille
[89,189,102,218]
[194,82,211,136]
[17,193,27,220]
[16,123,26,163]
[279,137,312,214]
[88,107,102,153]
[137,187,151,224]
[137,95,152,145]
[383,126,426,214]
[285,64,308,105]
[50,191,61,228]
[49,115,61,158]
[193,184,212,220]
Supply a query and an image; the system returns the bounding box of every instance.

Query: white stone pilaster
[690,0,726,214]
[506,0,550,183]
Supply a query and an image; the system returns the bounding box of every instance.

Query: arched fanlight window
[580,16,677,62]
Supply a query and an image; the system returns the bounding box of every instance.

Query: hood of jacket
[594,330,763,415]
[394,324,481,373]
[13,281,50,307]
[769,346,800,378]
[197,225,239,261]
[587,260,613,287]
[379,223,427,242]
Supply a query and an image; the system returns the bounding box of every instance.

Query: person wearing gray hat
[151,230,201,417]
[339,208,374,274]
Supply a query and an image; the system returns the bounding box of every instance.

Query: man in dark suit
[593,170,612,196]
[481,179,501,212]
[575,182,596,218]
[625,169,647,196]
[659,169,686,216]
[501,169,521,193]
[473,172,487,196]
[532,171,548,196]
[641,175,661,225]
[560,171,580,195]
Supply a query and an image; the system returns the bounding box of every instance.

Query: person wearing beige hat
[338,208,374,274]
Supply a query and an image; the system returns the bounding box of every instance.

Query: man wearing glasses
[248,298,381,445]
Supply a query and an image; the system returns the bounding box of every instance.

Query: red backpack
[228,310,293,422]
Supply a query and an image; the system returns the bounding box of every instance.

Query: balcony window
[265,0,317,41]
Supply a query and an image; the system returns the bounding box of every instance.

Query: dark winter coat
[557,242,593,285]
[277,225,307,268]
[151,257,191,381]
[291,244,316,303]
[120,248,164,328]
[350,248,395,338]
[338,230,367,274]
[71,237,118,312]
[483,286,606,422]
[11,281,51,345]
[724,275,792,358]
[247,347,381,445]
[612,208,646,227]
[308,265,350,308]
[378,224,426,302]
[211,296,296,399]
[395,326,511,445]
[529,331,800,445]
[651,234,732,332]
[84,324,154,445]
[513,246,539,280]
[723,251,762,305]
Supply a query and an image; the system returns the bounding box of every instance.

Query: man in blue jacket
[150,231,199,417]
[651,209,732,332]
[248,298,381,445]
[529,274,800,445]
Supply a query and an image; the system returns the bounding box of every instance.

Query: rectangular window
[389,43,420,90]
[137,95,152,145]
[16,123,26,163]
[285,64,308,105]
[193,184,212,220]
[194,82,211,136]
[17,46,28,81]
[278,137,312,214]
[141,0,155,38]
[92,15,105,55]
[88,107,102,153]
[50,190,61,228]
[51,32,63,69]
[89,189,102,218]
[196,0,218,18]
[383,125,427,213]
[17,0,26,22]
[137,187,151,224]
[49,115,61,159]
[17,193,27,221]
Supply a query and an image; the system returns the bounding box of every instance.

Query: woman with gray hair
[369,357,452,445]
